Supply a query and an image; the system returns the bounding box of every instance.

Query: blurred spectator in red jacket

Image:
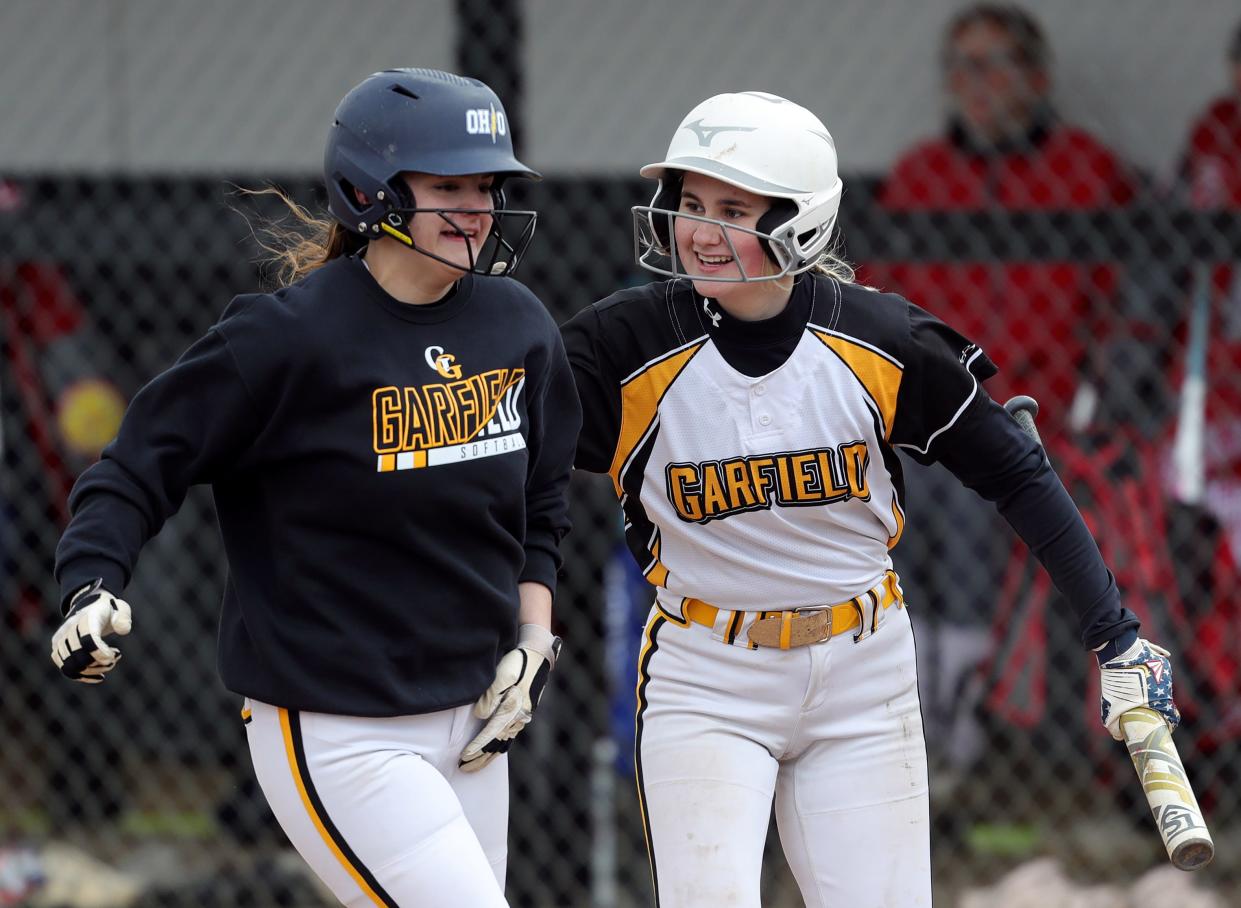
[867,3,1136,437]
[1165,22,1241,772]
[862,4,1139,789]
[2,257,126,628]
[1180,21,1241,209]
[1,234,127,826]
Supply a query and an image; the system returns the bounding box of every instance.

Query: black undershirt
[696,274,814,376]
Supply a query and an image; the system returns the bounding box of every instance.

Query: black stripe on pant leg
[286,710,401,908]
[635,614,667,908]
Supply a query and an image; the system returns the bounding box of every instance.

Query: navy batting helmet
[324,68,540,276]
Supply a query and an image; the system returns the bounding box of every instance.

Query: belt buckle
[793,606,834,644]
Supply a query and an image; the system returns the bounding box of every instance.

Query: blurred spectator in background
[862,3,1138,790]
[1180,20,1241,209]
[1163,18,1241,802]
[0,253,128,825]
[872,2,1135,425]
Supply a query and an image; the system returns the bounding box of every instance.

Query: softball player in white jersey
[561,91,1180,907]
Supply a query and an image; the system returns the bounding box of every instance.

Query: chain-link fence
[3,2,1240,906]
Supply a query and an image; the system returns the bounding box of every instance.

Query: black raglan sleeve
[519,324,583,593]
[559,304,623,475]
[54,298,268,609]
[888,304,998,460]
[891,303,1138,649]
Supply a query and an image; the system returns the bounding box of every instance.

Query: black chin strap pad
[651,173,684,249]
[756,199,798,265]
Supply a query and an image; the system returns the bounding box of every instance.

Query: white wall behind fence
[0,0,1235,178]
[0,0,455,173]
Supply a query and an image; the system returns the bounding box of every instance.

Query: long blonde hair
[237,186,360,287]
[814,252,856,283]
[813,236,856,283]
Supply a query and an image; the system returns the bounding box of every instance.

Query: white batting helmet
[634,91,844,281]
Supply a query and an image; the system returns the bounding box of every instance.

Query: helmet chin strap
[373,206,535,277]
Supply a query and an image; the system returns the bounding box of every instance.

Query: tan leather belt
[681,570,903,650]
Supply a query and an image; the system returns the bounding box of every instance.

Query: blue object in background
[603,543,654,777]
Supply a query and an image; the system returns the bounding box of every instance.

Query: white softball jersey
[563,271,1138,907]
[564,273,996,615]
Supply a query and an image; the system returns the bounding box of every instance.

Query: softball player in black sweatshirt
[50,69,580,907]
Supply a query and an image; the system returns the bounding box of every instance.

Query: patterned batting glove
[1098,637,1180,741]
[50,579,133,683]
[459,624,561,773]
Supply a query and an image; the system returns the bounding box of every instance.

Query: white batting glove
[459,624,561,773]
[1099,637,1180,741]
[50,579,133,683]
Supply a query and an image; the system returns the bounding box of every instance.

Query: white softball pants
[244,698,509,907]
[636,602,931,907]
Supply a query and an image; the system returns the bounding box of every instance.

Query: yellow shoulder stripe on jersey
[811,330,902,441]
[887,493,906,549]
[609,341,706,495]
[644,535,670,588]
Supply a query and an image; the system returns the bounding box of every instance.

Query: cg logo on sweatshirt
[425,346,463,379]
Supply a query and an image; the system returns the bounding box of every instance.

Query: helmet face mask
[633,205,802,283]
[324,68,540,276]
[633,91,844,283]
[369,201,537,277]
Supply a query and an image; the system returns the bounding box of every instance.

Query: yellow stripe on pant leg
[278,709,391,908]
[634,610,667,906]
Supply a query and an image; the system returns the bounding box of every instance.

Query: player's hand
[1099,637,1180,740]
[459,625,561,772]
[50,579,133,683]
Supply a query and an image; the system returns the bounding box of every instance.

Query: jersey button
[758,414,772,427]
[754,384,767,396]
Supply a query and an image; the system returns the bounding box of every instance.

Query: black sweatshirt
[56,256,581,716]
[561,274,1138,651]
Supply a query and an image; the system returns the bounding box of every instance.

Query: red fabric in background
[1182,96,1241,209]
[858,261,1117,437]
[877,125,1135,211]
[0,262,90,520]
[1161,263,1241,705]
[862,122,1135,440]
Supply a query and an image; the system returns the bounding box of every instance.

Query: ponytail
[237,186,362,287]
[812,237,857,283]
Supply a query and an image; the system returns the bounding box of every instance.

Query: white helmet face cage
[632,91,844,283]
[633,205,802,283]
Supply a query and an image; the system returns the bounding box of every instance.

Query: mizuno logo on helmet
[683,119,757,147]
[466,104,507,143]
